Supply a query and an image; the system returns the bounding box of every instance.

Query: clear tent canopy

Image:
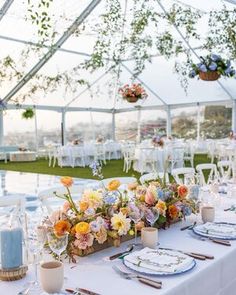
[0,0,236,147]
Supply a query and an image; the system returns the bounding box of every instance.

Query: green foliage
[22,108,35,119]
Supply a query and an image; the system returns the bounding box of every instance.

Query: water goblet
[47,231,68,261]
[128,204,144,245]
[145,207,160,227]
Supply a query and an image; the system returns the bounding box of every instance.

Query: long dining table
[3,201,236,295]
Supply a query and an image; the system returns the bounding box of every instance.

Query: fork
[112,265,162,285]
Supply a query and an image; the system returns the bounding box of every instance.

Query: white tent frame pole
[90,111,95,141]
[2,0,102,104]
[0,0,14,21]
[0,110,4,145]
[61,110,66,146]
[112,111,116,141]
[121,63,167,106]
[166,105,171,137]
[34,107,38,153]
[0,34,202,62]
[137,107,142,143]
[157,0,234,101]
[232,99,236,132]
[197,103,200,141]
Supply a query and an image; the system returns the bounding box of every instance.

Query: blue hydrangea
[199,64,207,72]
[104,192,118,205]
[189,70,197,78]
[225,67,232,75]
[209,62,217,71]
[157,189,164,200]
[182,206,192,216]
[211,54,220,62]
[226,60,231,68]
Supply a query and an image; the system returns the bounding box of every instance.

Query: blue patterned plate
[192,222,236,240]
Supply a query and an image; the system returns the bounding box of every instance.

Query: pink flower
[62,201,71,213]
[145,189,157,205]
[49,210,62,224]
[74,233,94,250]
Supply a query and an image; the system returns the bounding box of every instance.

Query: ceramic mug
[141,227,158,249]
[40,261,64,294]
[201,206,215,223]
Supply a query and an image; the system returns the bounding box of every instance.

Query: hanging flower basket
[119,84,147,103]
[199,71,220,81]
[189,54,235,81]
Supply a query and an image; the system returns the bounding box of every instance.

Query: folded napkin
[195,222,236,238]
[124,247,193,273]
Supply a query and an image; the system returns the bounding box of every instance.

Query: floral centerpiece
[41,174,198,260]
[152,135,164,148]
[119,83,148,103]
[189,54,235,81]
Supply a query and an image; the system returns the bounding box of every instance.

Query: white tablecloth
[9,151,36,162]
[4,206,236,295]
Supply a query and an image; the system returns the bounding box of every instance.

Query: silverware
[109,244,134,260]
[159,247,214,260]
[65,288,101,295]
[112,265,162,287]
[190,231,231,246]
[180,221,197,231]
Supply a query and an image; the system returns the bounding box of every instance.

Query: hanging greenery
[22,108,35,119]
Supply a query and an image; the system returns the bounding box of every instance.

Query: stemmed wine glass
[145,207,160,227]
[128,204,144,245]
[47,231,68,261]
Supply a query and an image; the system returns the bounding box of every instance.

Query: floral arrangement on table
[119,83,148,103]
[41,171,198,259]
[152,135,164,148]
[189,54,235,81]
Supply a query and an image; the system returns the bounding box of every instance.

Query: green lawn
[0,154,211,179]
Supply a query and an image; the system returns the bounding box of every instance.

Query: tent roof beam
[2,0,102,104]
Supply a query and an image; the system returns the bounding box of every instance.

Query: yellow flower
[107,179,121,191]
[82,190,103,209]
[60,176,73,187]
[156,200,167,216]
[75,222,90,235]
[111,212,131,236]
[79,201,89,212]
[120,207,130,216]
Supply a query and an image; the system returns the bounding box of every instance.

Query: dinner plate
[123,249,196,276]
[192,222,236,240]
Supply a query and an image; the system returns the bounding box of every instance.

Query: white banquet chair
[123,148,135,173]
[38,185,84,214]
[71,146,85,168]
[183,144,195,167]
[196,163,218,186]
[139,172,169,184]
[168,146,184,172]
[217,160,232,181]
[171,167,195,185]
[95,144,106,165]
[0,197,25,219]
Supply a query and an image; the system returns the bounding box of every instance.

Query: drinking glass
[145,207,159,227]
[47,231,68,261]
[128,205,144,245]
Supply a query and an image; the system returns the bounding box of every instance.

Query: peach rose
[62,201,71,213]
[145,189,156,205]
[107,179,121,191]
[60,176,73,187]
[127,182,138,191]
[79,201,89,212]
[135,221,145,231]
[177,185,189,199]
[168,205,179,219]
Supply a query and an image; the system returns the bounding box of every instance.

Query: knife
[65,288,101,295]
[159,247,208,260]
[210,238,231,246]
[138,277,162,289]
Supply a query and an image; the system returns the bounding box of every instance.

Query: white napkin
[195,222,236,238]
[124,247,193,273]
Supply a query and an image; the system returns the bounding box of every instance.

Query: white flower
[111,212,131,236]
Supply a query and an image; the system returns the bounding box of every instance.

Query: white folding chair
[217,160,232,181]
[171,167,195,185]
[169,147,184,172]
[71,147,85,168]
[0,197,25,219]
[139,172,169,184]
[183,144,194,167]
[38,185,84,214]
[123,148,135,173]
[95,144,106,165]
[196,163,218,186]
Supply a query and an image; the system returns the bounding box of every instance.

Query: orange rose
[60,176,73,187]
[54,220,71,236]
[79,201,89,212]
[177,185,189,199]
[75,222,90,235]
[168,205,179,219]
[107,179,121,191]
[156,200,167,216]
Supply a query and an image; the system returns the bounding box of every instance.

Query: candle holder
[0,265,28,281]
